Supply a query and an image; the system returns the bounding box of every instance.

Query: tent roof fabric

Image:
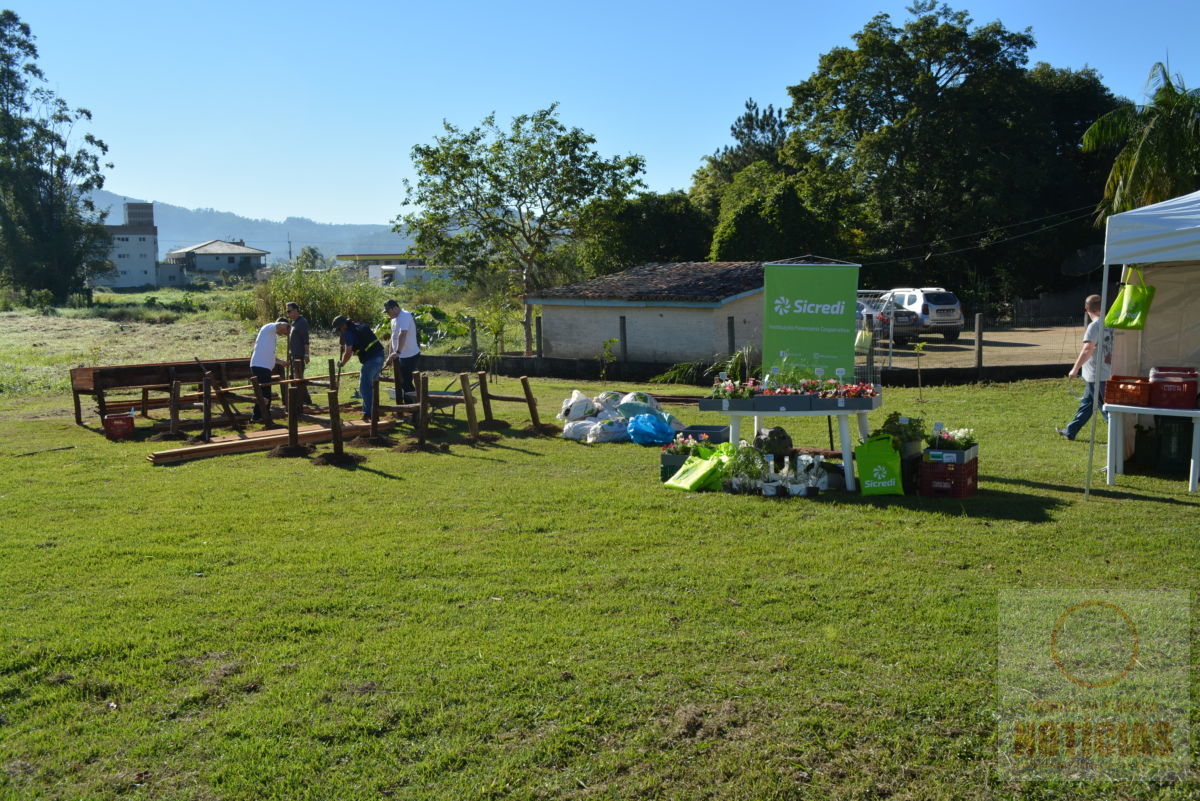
[1103,189,1200,264]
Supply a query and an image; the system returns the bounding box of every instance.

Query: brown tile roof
[528,262,765,303]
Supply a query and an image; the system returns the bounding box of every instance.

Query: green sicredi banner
[762,260,861,381]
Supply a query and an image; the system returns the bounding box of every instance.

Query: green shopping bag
[855,434,903,496]
[664,443,733,492]
[1104,267,1156,331]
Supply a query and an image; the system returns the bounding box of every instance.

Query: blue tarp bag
[627,413,674,446]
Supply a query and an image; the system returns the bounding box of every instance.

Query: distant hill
[90,189,410,262]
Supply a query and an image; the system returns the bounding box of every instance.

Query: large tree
[0,10,111,301]
[396,105,644,352]
[1082,62,1200,220]
[571,190,711,276]
[782,2,1118,302]
[690,99,791,221]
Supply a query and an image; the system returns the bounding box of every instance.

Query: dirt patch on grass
[522,423,562,436]
[266,444,315,458]
[392,439,450,454]
[478,418,510,430]
[345,435,395,448]
[312,451,366,466]
[146,431,188,442]
[667,701,744,740]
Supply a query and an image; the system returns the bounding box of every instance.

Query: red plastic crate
[102,413,135,441]
[1104,376,1151,407]
[918,458,977,498]
[1148,379,1198,409]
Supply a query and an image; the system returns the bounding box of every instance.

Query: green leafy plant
[649,360,706,385]
[598,337,618,383]
[705,344,759,385]
[870,411,927,450]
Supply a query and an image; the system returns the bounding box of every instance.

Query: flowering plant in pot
[925,427,976,450]
[661,432,710,456]
[707,378,757,399]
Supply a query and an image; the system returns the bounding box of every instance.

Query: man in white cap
[249,317,290,422]
[383,299,421,401]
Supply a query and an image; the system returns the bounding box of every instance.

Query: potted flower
[753,383,812,412]
[809,381,882,410]
[699,378,758,411]
[660,432,710,481]
[924,427,978,464]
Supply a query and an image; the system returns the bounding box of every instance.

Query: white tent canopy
[1086,189,1200,494]
[1103,189,1200,376]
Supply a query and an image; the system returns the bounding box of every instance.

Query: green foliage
[649,360,708,386]
[597,337,618,382]
[706,344,759,385]
[708,164,834,261]
[1083,62,1200,220]
[29,288,54,314]
[779,2,1118,302]
[0,11,112,301]
[869,410,928,449]
[572,191,712,276]
[241,267,386,330]
[65,291,90,309]
[398,104,645,350]
[411,303,469,349]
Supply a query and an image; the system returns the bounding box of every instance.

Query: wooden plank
[148,420,394,464]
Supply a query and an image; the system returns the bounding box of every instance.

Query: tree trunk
[523,303,534,356]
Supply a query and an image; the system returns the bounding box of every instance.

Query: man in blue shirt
[332,315,385,421]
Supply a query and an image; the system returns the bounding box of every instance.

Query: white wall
[540,292,764,362]
[102,233,158,288]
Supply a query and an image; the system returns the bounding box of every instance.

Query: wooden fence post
[328,390,343,456]
[418,373,430,446]
[459,372,480,438]
[201,377,212,442]
[370,379,380,438]
[169,380,181,436]
[287,376,300,449]
[520,376,540,428]
[476,371,494,422]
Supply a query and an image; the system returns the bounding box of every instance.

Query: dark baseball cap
[330,315,349,331]
[383,299,399,311]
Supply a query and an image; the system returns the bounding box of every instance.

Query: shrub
[238,268,388,330]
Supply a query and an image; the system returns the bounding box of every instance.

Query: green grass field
[0,315,1196,800]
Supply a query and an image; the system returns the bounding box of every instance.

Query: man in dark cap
[284,301,311,406]
[383,299,421,401]
[332,315,385,421]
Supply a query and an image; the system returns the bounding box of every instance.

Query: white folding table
[1103,403,1200,492]
[720,409,872,492]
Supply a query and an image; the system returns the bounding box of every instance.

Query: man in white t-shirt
[383,299,421,400]
[1057,294,1113,440]
[250,318,290,421]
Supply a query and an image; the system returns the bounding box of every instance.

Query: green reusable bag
[855,434,903,496]
[664,443,733,492]
[1104,267,1156,331]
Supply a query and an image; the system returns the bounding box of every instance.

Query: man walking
[284,301,311,406]
[383,299,421,401]
[1057,294,1113,440]
[250,317,290,422]
[332,314,385,421]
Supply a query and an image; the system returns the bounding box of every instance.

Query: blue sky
[21,0,1200,226]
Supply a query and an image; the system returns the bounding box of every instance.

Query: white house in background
[336,253,445,286]
[164,239,269,275]
[101,202,159,288]
[525,262,765,362]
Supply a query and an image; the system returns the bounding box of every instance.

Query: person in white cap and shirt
[383,299,421,400]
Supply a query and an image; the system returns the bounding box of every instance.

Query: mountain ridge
[90,188,410,261]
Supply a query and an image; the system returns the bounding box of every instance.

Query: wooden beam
[520,376,540,427]
[459,372,479,438]
[148,419,395,465]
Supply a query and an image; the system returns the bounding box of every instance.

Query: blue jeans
[359,354,385,418]
[1066,380,1107,439]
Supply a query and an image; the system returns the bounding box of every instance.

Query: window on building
[228,256,235,264]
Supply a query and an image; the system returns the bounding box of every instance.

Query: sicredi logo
[773,296,846,316]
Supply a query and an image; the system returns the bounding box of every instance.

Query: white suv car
[880,288,964,341]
